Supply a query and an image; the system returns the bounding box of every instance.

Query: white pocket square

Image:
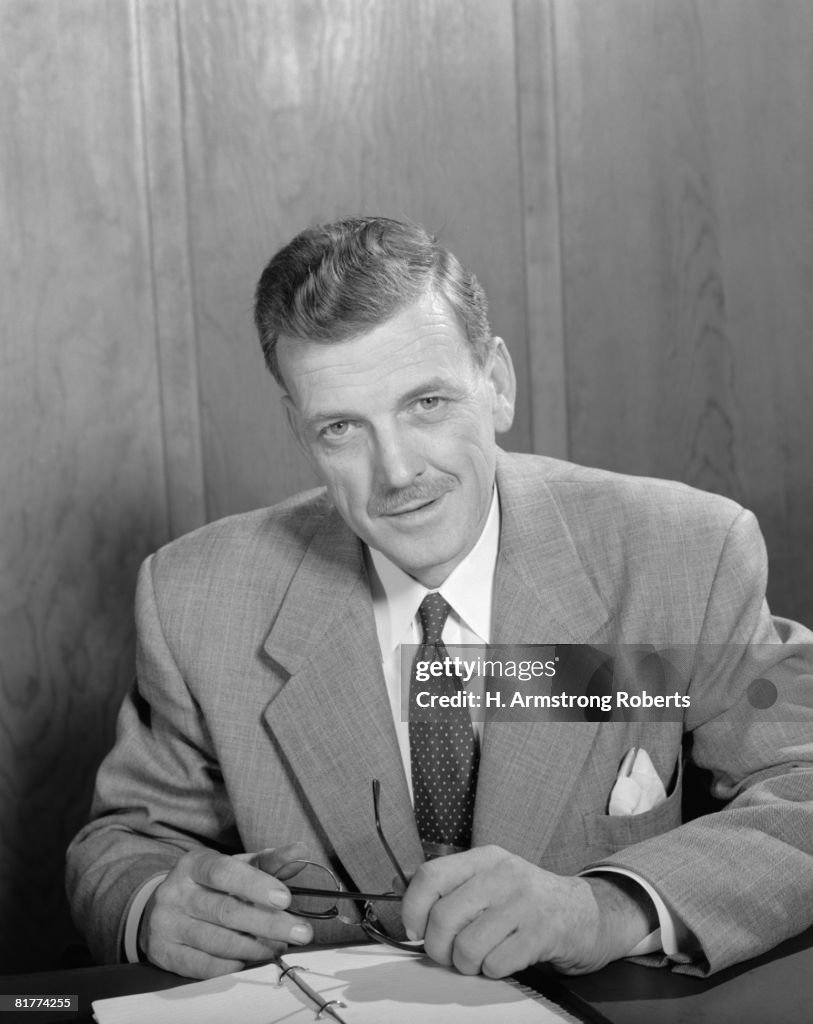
[608,747,666,816]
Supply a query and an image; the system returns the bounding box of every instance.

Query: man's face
[278,292,515,587]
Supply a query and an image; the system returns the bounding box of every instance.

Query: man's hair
[254,216,492,386]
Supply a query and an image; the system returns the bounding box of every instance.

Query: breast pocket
[582,754,683,859]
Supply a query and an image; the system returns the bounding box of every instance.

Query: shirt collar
[366,488,500,653]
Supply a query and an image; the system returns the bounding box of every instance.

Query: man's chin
[370,533,460,585]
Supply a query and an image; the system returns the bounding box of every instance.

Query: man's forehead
[277,295,481,397]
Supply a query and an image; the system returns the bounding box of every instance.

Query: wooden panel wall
[553,0,813,623]
[0,0,535,971]
[1,0,811,973]
[0,0,171,971]
[173,0,534,520]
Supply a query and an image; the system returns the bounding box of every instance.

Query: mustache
[368,478,454,516]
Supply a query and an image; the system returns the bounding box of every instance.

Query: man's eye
[417,396,442,411]
[323,421,350,437]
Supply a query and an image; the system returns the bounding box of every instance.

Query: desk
[2,927,811,1024]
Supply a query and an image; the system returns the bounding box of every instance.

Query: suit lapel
[492,452,611,646]
[262,511,422,901]
[474,456,611,863]
[262,454,615,880]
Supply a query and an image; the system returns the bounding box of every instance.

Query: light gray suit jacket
[66,452,813,973]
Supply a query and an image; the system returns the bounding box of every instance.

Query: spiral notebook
[92,945,581,1023]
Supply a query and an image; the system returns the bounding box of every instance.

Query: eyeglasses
[286,780,423,953]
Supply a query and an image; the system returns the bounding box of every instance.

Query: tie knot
[418,592,452,644]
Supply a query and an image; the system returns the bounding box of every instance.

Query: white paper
[93,945,574,1024]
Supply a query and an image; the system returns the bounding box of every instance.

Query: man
[67,216,813,982]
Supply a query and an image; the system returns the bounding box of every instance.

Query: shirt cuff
[581,866,697,958]
[123,873,167,963]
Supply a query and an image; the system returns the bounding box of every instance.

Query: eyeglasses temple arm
[372,779,410,889]
[288,885,401,902]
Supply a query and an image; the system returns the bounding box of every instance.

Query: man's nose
[373,429,425,489]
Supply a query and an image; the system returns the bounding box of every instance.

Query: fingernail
[268,890,290,909]
[290,924,312,944]
[406,928,418,941]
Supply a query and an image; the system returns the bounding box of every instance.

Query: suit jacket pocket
[581,754,683,859]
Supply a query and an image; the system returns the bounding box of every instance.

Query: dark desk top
[2,927,812,1024]
[561,924,813,1024]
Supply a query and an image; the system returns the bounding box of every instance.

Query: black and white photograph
[1,2,812,1022]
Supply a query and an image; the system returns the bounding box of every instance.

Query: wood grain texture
[515,0,569,459]
[175,0,533,520]
[0,0,169,970]
[553,0,813,623]
[136,0,207,537]
[695,1,813,624]
[3,0,812,977]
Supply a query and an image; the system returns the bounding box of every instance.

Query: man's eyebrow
[305,377,466,426]
[303,408,352,428]
[399,377,467,402]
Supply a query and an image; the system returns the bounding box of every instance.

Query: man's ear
[486,337,516,434]
[282,394,311,460]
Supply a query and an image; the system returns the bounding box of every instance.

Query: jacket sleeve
[594,508,813,974]
[65,554,241,964]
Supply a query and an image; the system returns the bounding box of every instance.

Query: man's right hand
[138,843,314,978]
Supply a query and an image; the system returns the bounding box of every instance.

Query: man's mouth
[386,495,440,516]
[375,489,450,518]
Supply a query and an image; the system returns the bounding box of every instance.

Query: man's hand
[138,843,314,978]
[401,845,656,978]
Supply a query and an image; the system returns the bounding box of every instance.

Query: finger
[184,886,313,946]
[479,917,552,978]
[480,929,535,979]
[158,940,246,980]
[421,879,492,969]
[186,850,292,909]
[401,849,487,939]
[174,918,288,963]
[251,843,313,880]
[447,903,520,976]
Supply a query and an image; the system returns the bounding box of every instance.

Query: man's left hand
[401,845,655,977]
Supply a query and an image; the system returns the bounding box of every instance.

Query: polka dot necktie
[409,593,479,855]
